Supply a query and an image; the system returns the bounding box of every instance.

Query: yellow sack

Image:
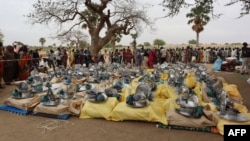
[120,87,132,102]
[184,73,196,88]
[146,69,154,74]
[216,113,250,135]
[204,103,218,112]
[223,84,242,98]
[110,100,167,125]
[162,97,180,112]
[160,84,178,99]
[153,84,178,99]
[151,98,166,115]
[153,84,164,98]
[233,103,248,113]
[160,72,168,81]
[193,82,203,105]
[80,97,119,120]
[200,82,211,103]
[131,78,139,92]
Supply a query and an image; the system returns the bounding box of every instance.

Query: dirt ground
[0,69,250,141]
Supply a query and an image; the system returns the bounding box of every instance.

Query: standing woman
[18,45,32,80]
[68,48,75,68]
[199,48,204,63]
[148,48,156,68]
[84,47,91,67]
[61,48,68,69]
[55,47,62,67]
[32,49,40,68]
[114,49,120,63]
[3,45,15,84]
[48,49,56,71]
[240,42,250,75]
[142,49,149,69]
[79,49,85,66]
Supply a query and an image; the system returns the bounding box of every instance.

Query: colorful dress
[148,49,156,68]
[18,53,32,80]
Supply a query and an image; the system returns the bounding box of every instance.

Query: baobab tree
[27,0,152,55]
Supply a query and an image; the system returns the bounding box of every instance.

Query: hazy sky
[0,0,250,47]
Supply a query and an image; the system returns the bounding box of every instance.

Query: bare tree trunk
[111,37,116,52]
[133,40,136,51]
[91,44,102,56]
[112,42,116,52]
[89,31,113,56]
[196,32,199,48]
[90,37,103,56]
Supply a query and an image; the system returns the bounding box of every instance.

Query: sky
[0,0,250,47]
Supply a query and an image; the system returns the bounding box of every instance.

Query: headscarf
[6,45,14,52]
[18,45,28,54]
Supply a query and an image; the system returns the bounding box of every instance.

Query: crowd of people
[0,41,249,89]
[0,43,38,88]
[108,45,245,70]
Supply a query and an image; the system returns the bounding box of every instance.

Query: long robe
[62,50,68,69]
[18,53,32,80]
[3,50,15,83]
[68,49,75,68]
[148,50,156,68]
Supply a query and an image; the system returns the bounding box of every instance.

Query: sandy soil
[0,68,249,141]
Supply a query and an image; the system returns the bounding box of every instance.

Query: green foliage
[186,5,211,26]
[131,33,138,40]
[130,33,138,49]
[231,43,241,45]
[188,39,197,44]
[0,30,4,42]
[79,40,89,48]
[116,44,123,47]
[161,0,215,17]
[104,43,112,48]
[153,39,166,47]
[144,42,151,46]
[161,0,250,18]
[39,37,46,46]
[186,4,211,48]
